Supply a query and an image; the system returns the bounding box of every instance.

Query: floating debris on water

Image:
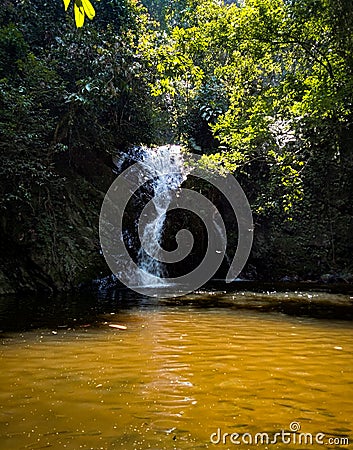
[108,324,127,330]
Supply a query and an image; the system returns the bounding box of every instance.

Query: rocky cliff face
[1,145,352,296]
[0,150,113,295]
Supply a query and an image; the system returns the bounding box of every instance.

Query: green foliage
[0,0,171,291]
[148,0,353,222]
[0,24,29,77]
[0,24,63,214]
[1,0,352,288]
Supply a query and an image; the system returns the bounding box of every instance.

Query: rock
[320,273,347,284]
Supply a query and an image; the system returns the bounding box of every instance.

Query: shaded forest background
[0,0,352,294]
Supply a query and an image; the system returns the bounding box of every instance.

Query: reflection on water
[0,287,353,449]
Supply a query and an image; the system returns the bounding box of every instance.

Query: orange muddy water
[0,288,352,449]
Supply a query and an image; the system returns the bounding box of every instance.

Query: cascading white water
[135,145,186,286]
[102,143,253,296]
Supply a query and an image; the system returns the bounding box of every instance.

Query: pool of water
[1,286,353,449]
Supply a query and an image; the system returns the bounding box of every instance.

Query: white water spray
[102,145,253,296]
[134,145,186,286]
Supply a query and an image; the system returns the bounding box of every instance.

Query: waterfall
[103,143,253,296]
[126,145,186,287]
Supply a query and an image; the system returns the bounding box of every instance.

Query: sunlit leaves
[145,0,352,219]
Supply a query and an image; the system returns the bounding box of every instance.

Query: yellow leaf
[82,0,95,20]
[63,0,71,11]
[74,2,85,27]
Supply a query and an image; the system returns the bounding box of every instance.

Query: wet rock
[320,273,352,284]
[280,275,299,282]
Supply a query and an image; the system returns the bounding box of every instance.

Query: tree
[147,0,353,276]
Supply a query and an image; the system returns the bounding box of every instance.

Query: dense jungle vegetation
[0,0,352,294]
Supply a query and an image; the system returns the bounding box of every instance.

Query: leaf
[82,0,95,20]
[74,2,85,28]
[63,0,71,12]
